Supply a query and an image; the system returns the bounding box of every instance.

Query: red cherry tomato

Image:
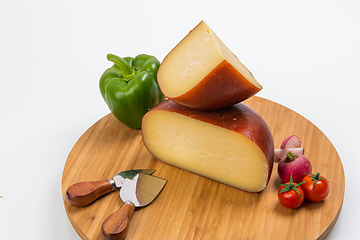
[301,173,330,202]
[278,174,305,208]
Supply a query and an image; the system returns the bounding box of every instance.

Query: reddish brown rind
[169,60,261,110]
[146,99,274,183]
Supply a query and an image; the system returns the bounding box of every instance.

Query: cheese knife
[65,169,155,207]
[101,172,167,240]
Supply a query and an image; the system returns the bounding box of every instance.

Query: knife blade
[101,172,167,240]
[65,169,155,207]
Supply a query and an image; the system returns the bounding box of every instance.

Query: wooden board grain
[62,96,345,240]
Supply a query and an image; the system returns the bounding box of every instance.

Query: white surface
[0,0,359,239]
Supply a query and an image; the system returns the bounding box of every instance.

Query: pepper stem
[107,53,135,81]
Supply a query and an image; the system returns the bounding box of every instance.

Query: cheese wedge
[142,100,274,192]
[157,21,262,110]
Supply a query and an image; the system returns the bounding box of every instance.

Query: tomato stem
[307,172,328,189]
[279,173,306,196]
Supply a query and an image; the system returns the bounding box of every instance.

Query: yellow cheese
[157,21,262,110]
[159,21,261,97]
[142,106,272,192]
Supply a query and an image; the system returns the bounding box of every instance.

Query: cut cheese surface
[142,100,274,192]
[157,21,262,110]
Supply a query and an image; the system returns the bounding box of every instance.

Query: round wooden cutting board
[62,96,345,240]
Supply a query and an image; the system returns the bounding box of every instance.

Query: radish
[278,151,312,183]
[275,135,304,160]
[274,148,304,159]
[280,135,301,148]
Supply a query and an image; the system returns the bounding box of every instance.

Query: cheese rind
[142,100,274,192]
[157,21,262,110]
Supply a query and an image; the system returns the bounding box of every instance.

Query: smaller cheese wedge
[142,100,274,192]
[157,21,262,110]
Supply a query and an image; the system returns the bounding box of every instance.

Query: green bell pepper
[99,53,165,129]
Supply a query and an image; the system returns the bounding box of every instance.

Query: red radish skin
[274,147,304,159]
[280,135,301,149]
[275,135,303,160]
[278,152,312,183]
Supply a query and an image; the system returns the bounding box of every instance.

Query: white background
[1,0,359,239]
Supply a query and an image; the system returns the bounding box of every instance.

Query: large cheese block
[141,100,274,192]
[157,21,262,110]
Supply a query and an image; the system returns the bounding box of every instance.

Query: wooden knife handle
[65,180,113,207]
[101,201,135,240]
